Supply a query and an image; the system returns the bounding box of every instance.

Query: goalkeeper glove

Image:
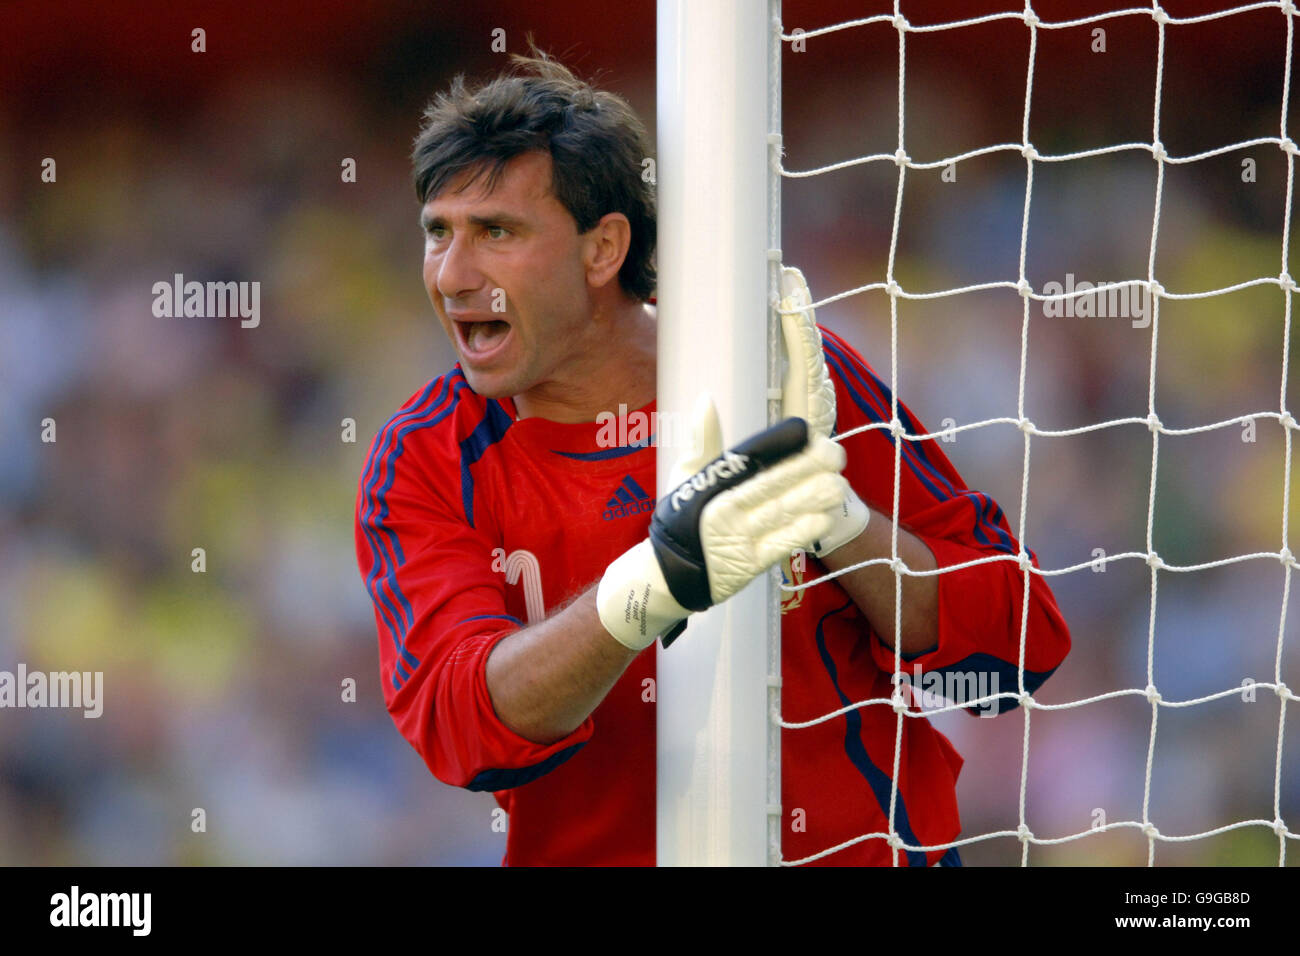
[596,395,849,651]
[779,265,871,558]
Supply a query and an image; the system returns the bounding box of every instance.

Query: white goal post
[655,0,781,866]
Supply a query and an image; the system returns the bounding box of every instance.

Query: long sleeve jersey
[354,326,1071,865]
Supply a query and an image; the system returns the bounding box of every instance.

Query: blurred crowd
[0,0,1295,865]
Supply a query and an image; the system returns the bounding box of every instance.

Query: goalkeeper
[355,51,1072,866]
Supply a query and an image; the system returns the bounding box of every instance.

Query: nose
[433,232,485,303]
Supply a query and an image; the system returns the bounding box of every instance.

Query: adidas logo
[602,475,654,521]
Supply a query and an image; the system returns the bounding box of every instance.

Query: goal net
[657,0,1297,866]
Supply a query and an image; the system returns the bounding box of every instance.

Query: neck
[513,298,657,423]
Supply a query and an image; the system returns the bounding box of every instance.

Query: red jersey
[354,327,1071,865]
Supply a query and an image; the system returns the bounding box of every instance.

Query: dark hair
[412,50,656,302]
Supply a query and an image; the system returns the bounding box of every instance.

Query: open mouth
[455,318,512,361]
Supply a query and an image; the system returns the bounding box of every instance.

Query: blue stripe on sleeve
[915,652,1059,715]
[465,741,587,792]
[360,378,448,675]
[360,371,470,688]
[823,340,1015,556]
[370,375,469,681]
[458,613,525,627]
[814,600,930,866]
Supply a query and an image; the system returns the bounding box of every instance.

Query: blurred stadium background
[0,0,1295,865]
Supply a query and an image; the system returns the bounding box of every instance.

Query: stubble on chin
[459,361,517,399]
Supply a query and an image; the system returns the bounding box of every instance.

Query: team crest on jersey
[779,549,808,614]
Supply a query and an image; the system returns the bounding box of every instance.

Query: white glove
[596,395,849,651]
[779,265,870,557]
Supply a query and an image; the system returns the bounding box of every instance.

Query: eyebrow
[420,211,528,232]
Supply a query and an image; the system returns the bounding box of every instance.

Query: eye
[425,225,448,241]
[486,225,510,240]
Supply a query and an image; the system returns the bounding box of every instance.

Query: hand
[596,395,849,651]
[779,265,870,557]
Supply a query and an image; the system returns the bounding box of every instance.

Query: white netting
[773,1,1298,866]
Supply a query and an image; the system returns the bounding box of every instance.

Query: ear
[583,212,631,289]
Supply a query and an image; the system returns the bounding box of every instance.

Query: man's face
[420,151,593,399]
